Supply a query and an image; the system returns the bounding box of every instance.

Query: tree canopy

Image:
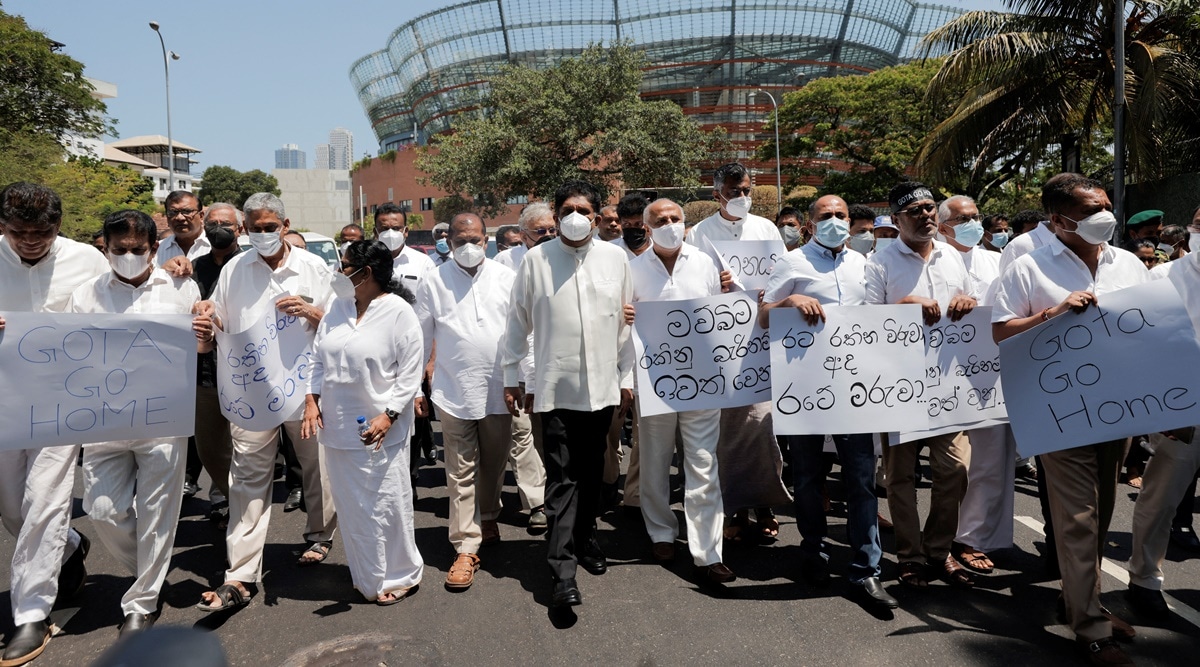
[43,156,157,241]
[198,166,280,207]
[417,44,729,218]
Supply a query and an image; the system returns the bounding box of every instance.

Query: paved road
[2,437,1199,666]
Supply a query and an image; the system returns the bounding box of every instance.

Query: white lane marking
[1015,515,1200,631]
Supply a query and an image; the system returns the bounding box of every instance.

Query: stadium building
[348,0,961,226]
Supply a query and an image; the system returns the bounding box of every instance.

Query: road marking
[1015,515,1200,631]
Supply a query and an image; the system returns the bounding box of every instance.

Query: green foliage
[750,185,780,219]
[683,200,720,224]
[198,166,280,207]
[0,128,64,187]
[0,8,112,139]
[418,43,728,218]
[432,194,474,223]
[41,156,156,241]
[406,212,424,229]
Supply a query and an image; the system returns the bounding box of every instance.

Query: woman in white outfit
[302,240,425,604]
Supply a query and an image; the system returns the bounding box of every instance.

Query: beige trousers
[508,410,546,511]
[439,408,513,554]
[883,431,968,563]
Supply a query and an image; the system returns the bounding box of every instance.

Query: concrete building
[272,168,353,237]
[62,77,117,161]
[327,128,353,171]
[314,144,330,169]
[275,143,306,169]
[107,135,201,203]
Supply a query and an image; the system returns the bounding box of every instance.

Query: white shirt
[764,241,867,306]
[958,245,1002,305]
[154,232,211,267]
[391,245,436,294]
[1149,261,1173,281]
[308,294,423,450]
[414,259,514,420]
[687,211,781,265]
[502,238,634,412]
[493,244,528,270]
[1165,254,1200,335]
[0,236,109,313]
[68,268,201,316]
[210,245,336,335]
[998,221,1055,276]
[612,237,653,262]
[629,244,720,303]
[865,239,977,306]
[991,237,1149,322]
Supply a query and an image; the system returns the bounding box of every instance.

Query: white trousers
[225,420,336,583]
[956,424,1016,552]
[0,444,84,625]
[1130,430,1200,590]
[508,410,546,511]
[439,408,512,553]
[82,437,185,615]
[324,443,423,600]
[638,409,723,566]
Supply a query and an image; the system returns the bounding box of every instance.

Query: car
[237,231,340,271]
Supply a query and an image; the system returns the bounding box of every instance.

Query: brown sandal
[942,554,975,587]
[898,561,930,587]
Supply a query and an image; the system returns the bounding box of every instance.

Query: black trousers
[542,406,614,581]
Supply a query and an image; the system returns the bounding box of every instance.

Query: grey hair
[202,202,242,225]
[643,198,685,226]
[243,192,286,221]
[937,195,976,223]
[518,202,553,230]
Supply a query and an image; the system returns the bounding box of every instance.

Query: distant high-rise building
[275,143,306,169]
[315,144,330,170]
[327,127,353,170]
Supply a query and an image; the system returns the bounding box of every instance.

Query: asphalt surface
[2,432,1199,666]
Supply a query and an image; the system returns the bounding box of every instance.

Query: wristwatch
[384,408,400,422]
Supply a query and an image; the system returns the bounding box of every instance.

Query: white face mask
[377,228,405,251]
[723,195,751,220]
[779,224,802,247]
[249,231,283,257]
[109,251,151,280]
[873,237,896,253]
[1061,210,1117,246]
[558,211,593,242]
[1190,233,1200,257]
[651,222,685,250]
[453,242,485,268]
[848,231,874,255]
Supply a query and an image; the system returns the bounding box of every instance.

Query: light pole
[149,21,180,193]
[749,90,782,216]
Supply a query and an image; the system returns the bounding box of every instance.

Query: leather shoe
[800,555,830,588]
[1170,525,1200,551]
[1079,637,1134,667]
[703,562,736,584]
[1,620,50,666]
[1126,583,1169,621]
[445,553,480,590]
[855,576,898,609]
[183,479,200,498]
[651,542,675,563]
[527,507,548,534]
[552,578,581,607]
[118,612,156,637]
[283,488,303,513]
[579,551,607,576]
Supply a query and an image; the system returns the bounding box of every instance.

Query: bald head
[450,212,485,236]
[644,198,684,227]
[808,195,849,222]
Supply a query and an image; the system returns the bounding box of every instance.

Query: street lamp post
[149,21,180,193]
[749,90,782,216]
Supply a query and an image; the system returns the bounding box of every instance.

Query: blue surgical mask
[814,217,850,249]
[989,231,1009,249]
[951,218,985,248]
[435,238,450,255]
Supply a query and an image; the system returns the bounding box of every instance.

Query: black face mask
[623,226,647,248]
[206,224,236,250]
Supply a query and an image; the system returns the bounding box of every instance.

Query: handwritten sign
[1000,280,1200,457]
[770,305,929,435]
[709,239,786,292]
[918,307,1007,429]
[633,291,770,416]
[0,313,197,451]
[215,304,314,430]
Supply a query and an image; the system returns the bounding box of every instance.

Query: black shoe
[854,576,899,609]
[422,441,436,466]
[183,479,200,498]
[579,543,607,575]
[1126,583,1170,621]
[56,532,91,604]
[1170,525,1200,551]
[800,555,830,588]
[118,612,157,637]
[283,488,303,513]
[552,578,582,607]
[2,620,50,665]
[1016,461,1039,482]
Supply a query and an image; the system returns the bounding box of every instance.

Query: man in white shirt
[626,199,733,584]
[432,222,451,265]
[596,205,621,242]
[414,213,515,591]
[865,181,977,589]
[991,173,1147,666]
[998,211,1056,275]
[68,210,214,637]
[198,193,338,611]
[494,202,557,270]
[154,190,211,268]
[936,196,1011,577]
[610,192,653,261]
[0,183,108,667]
[686,162,782,258]
[501,180,634,609]
[759,194,897,611]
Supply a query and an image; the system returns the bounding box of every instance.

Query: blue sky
[6,0,1008,173]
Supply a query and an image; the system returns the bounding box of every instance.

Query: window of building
[387,187,394,201]
[420,197,434,211]
[159,178,167,190]
[335,180,349,191]
[399,200,412,212]
[506,194,529,205]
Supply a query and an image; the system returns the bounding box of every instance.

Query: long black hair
[342,240,415,304]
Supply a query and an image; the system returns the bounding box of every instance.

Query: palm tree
[917,0,1200,193]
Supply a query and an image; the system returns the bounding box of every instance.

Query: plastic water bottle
[358,416,382,467]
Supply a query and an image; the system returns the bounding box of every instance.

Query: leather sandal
[942,554,975,587]
[445,553,480,590]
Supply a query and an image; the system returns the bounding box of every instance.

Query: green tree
[198,166,280,207]
[919,0,1200,187]
[417,44,728,218]
[41,156,156,240]
[431,194,475,223]
[0,129,63,187]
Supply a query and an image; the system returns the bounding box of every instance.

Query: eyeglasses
[946,215,978,225]
[166,208,199,218]
[898,203,936,217]
[524,227,557,237]
[724,187,752,197]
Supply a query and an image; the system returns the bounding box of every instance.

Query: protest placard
[913,306,1007,430]
[999,280,1200,457]
[770,304,929,435]
[633,290,770,416]
[0,313,197,451]
[215,302,314,430]
[709,239,786,292]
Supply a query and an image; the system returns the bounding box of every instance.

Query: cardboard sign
[215,303,314,430]
[709,239,786,292]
